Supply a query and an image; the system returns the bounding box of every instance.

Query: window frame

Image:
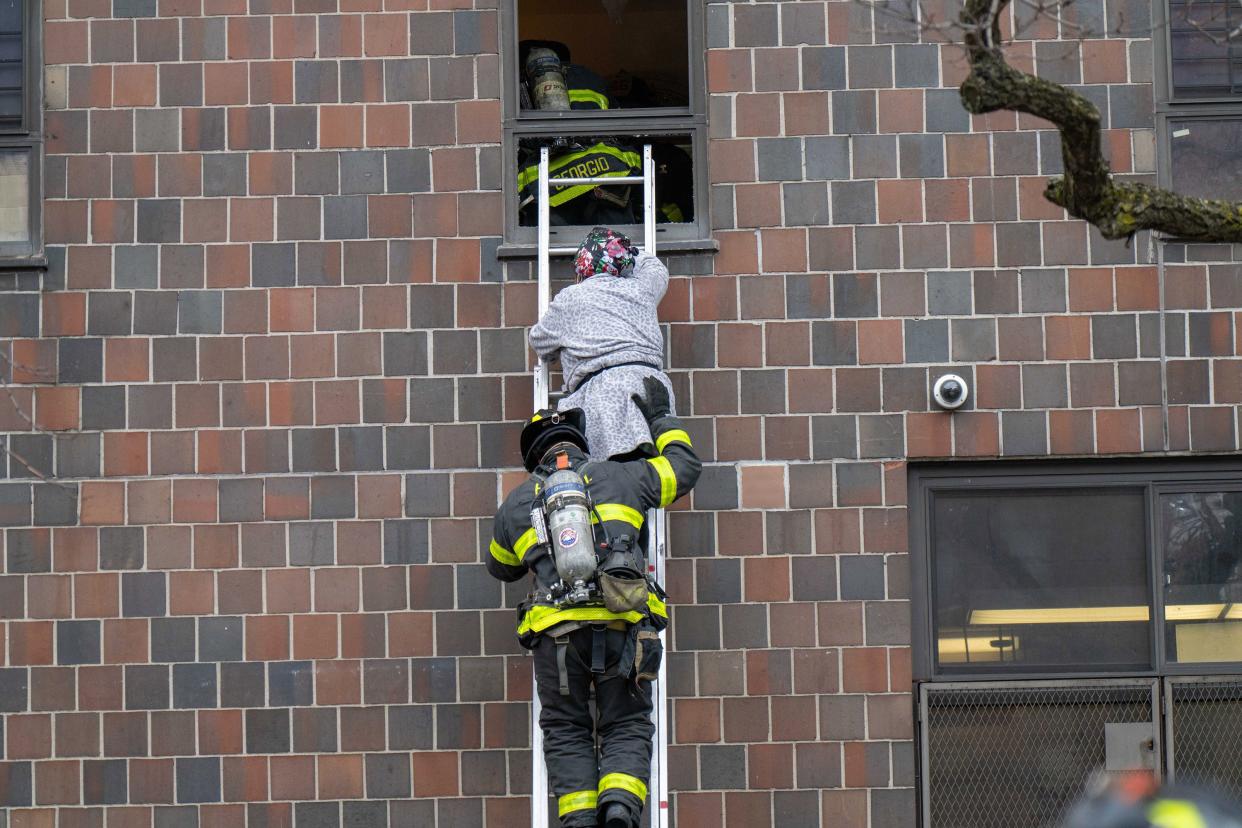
[497,0,712,255]
[910,459,1242,682]
[0,0,43,266]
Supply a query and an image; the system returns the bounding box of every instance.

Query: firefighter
[486,378,701,828]
[1061,771,1242,828]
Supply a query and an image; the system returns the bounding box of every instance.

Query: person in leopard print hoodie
[528,227,677,461]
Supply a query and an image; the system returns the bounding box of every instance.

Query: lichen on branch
[958,0,1242,242]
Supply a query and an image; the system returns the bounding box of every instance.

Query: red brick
[321,105,365,147]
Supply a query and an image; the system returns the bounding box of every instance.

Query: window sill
[495,237,718,260]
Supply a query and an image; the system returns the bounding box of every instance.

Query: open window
[500,0,709,253]
[0,0,42,265]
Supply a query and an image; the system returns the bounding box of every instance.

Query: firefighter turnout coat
[486,411,700,644]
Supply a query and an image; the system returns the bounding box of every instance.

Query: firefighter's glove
[631,376,671,423]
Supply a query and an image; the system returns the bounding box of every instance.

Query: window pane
[932,489,1150,672]
[1168,119,1242,200]
[1162,492,1242,663]
[0,147,30,243]
[0,0,21,130]
[1169,0,1242,97]
[517,0,689,111]
[515,133,695,230]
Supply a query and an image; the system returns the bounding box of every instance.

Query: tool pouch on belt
[598,543,648,613]
[619,621,662,683]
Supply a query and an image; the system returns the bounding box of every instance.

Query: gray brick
[740,369,785,415]
[1002,410,1048,455]
[852,135,897,179]
[974,269,1020,313]
[894,44,939,87]
[56,432,101,479]
[782,2,825,44]
[177,291,222,334]
[812,414,856,460]
[872,788,917,828]
[839,554,884,600]
[1035,40,1082,84]
[269,661,314,707]
[951,318,997,361]
[341,151,385,194]
[295,60,338,104]
[693,465,738,511]
[831,181,876,225]
[115,246,159,289]
[59,338,103,384]
[289,522,334,566]
[386,149,431,194]
[834,273,878,317]
[100,526,143,570]
[34,483,77,526]
[88,292,133,336]
[245,709,289,754]
[310,476,354,519]
[294,152,339,195]
[9,435,51,479]
[453,10,490,54]
[864,600,909,645]
[135,109,180,153]
[173,664,217,709]
[219,662,264,708]
[405,473,449,518]
[757,138,803,182]
[150,338,196,383]
[252,243,297,288]
[428,56,473,100]
[1110,84,1154,129]
[273,106,317,151]
[734,3,778,46]
[162,245,204,288]
[219,478,264,523]
[832,90,876,134]
[383,331,427,376]
[339,427,384,472]
[1089,224,1137,266]
[801,47,846,90]
[385,426,431,472]
[993,132,1039,176]
[859,414,903,457]
[57,620,100,665]
[386,58,431,102]
[0,294,38,337]
[152,617,196,663]
[202,153,246,197]
[122,572,166,617]
[82,384,126,431]
[925,89,970,133]
[1020,268,1067,312]
[783,182,830,225]
[296,242,340,286]
[847,45,893,88]
[672,604,720,650]
[812,320,857,365]
[804,136,851,180]
[695,558,740,604]
[0,668,28,712]
[323,196,368,240]
[176,756,221,804]
[1022,363,1068,408]
[136,200,180,244]
[904,319,949,363]
[366,754,411,800]
[1039,130,1065,175]
[706,3,730,48]
[198,617,242,661]
[431,330,477,374]
[1092,314,1139,359]
[125,664,169,710]
[129,384,172,428]
[786,273,833,320]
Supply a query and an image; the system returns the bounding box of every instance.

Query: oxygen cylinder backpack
[529,460,652,616]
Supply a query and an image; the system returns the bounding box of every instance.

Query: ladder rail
[530,143,669,828]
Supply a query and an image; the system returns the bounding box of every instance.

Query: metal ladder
[531,143,670,828]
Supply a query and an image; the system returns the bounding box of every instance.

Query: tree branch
[959,0,1242,242]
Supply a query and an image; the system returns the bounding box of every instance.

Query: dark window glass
[1168,118,1242,200]
[517,0,689,112]
[1169,0,1242,98]
[515,133,694,229]
[0,0,22,129]
[1162,492,1242,663]
[932,489,1150,672]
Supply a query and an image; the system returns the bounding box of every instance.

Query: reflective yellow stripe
[1149,800,1208,828]
[655,429,691,453]
[647,592,667,618]
[592,503,644,530]
[514,528,540,561]
[558,790,598,817]
[518,605,644,636]
[517,144,642,190]
[647,456,676,507]
[568,88,609,109]
[661,202,685,222]
[599,772,647,801]
[489,539,521,567]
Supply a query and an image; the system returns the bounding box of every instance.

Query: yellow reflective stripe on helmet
[518,605,644,636]
[647,592,667,618]
[1148,800,1208,828]
[514,528,541,561]
[655,429,692,453]
[558,790,598,817]
[647,456,676,507]
[489,539,521,567]
[599,772,647,801]
[568,88,609,109]
[592,503,644,530]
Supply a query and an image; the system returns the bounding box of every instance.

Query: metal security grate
[922,681,1158,828]
[1167,678,1242,801]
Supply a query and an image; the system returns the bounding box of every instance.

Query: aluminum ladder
[530,143,670,828]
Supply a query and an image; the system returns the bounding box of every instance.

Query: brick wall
[2,0,1240,824]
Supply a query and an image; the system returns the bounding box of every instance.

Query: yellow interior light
[968,606,1150,625]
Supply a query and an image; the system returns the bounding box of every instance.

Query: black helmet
[520,408,588,472]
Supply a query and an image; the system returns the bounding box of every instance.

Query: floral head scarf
[574,226,638,282]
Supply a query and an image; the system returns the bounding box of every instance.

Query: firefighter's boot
[602,802,633,828]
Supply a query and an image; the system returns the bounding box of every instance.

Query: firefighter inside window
[516,40,694,227]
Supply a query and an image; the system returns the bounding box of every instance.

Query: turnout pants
[533,625,654,828]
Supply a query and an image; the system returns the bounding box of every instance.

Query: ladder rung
[548,175,643,186]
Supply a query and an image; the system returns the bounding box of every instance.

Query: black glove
[631,376,670,422]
